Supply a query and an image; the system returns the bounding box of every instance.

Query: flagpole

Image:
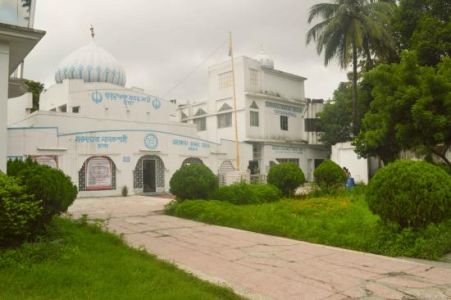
[229,32,240,171]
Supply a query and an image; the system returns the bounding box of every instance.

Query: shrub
[7,157,37,177]
[170,164,218,200]
[366,160,451,228]
[313,160,347,193]
[267,162,305,197]
[214,183,282,205]
[14,164,78,223]
[0,172,42,247]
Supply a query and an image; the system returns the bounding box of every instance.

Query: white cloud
[24,0,348,100]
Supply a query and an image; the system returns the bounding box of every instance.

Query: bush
[170,164,218,200]
[267,163,305,197]
[313,160,347,193]
[0,172,42,247]
[367,160,451,228]
[10,161,78,223]
[214,183,281,205]
[7,157,37,177]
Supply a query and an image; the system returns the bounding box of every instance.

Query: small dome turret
[254,48,274,69]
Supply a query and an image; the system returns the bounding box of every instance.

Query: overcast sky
[24,0,348,102]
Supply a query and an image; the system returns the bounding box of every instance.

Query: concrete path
[69,196,451,300]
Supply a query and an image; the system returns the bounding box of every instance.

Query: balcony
[0,0,34,28]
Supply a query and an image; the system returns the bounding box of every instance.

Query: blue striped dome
[55,41,126,86]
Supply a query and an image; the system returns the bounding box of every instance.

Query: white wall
[8,92,32,125]
[331,142,369,184]
[0,42,9,172]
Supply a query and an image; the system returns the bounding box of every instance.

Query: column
[0,41,9,173]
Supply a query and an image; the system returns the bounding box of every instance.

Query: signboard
[86,157,112,190]
[265,101,303,117]
[32,155,58,169]
[90,90,162,109]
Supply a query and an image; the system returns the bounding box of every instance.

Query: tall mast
[229,32,240,171]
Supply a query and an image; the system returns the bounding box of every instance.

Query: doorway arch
[133,155,165,193]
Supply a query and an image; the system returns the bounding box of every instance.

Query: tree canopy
[354,52,451,165]
[306,0,396,134]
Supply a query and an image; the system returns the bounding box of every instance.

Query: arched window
[79,156,116,191]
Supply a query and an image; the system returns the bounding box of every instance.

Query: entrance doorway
[133,155,165,193]
[143,159,156,193]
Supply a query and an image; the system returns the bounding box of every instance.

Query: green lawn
[0,217,243,300]
[166,190,451,260]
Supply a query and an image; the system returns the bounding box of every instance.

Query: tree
[392,0,451,66]
[24,80,44,112]
[354,52,451,165]
[318,77,373,146]
[306,0,396,134]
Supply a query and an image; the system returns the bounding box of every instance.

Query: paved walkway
[69,196,451,300]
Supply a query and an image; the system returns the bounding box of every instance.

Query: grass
[0,217,243,300]
[166,189,451,260]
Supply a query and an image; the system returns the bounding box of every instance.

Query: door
[143,159,156,192]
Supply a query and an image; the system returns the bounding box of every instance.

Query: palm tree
[306,0,396,134]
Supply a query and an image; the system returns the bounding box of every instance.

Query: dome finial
[90,25,95,39]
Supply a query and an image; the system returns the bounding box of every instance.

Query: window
[276,158,299,166]
[217,112,232,128]
[218,72,232,89]
[249,69,259,91]
[59,104,67,112]
[72,106,80,113]
[250,111,259,127]
[193,117,207,131]
[280,115,288,131]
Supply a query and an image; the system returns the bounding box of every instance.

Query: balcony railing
[0,0,34,28]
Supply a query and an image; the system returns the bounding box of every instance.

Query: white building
[7,38,252,197]
[177,51,328,181]
[1,0,44,173]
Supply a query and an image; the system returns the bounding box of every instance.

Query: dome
[55,41,126,86]
[254,49,274,69]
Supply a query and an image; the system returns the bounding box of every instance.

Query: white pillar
[0,41,9,173]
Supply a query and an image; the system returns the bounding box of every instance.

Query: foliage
[24,80,44,112]
[354,52,451,165]
[6,157,37,177]
[267,163,305,197]
[213,183,282,205]
[9,159,78,223]
[392,0,450,66]
[169,164,218,200]
[318,79,373,145]
[306,0,396,133]
[366,160,451,228]
[167,193,451,260]
[0,172,42,247]
[0,217,242,299]
[314,160,347,193]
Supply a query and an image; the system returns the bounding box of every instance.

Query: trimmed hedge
[267,162,305,197]
[314,160,347,193]
[7,159,78,223]
[214,183,282,205]
[366,160,451,228]
[0,172,42,247]
[170,164,218,200]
